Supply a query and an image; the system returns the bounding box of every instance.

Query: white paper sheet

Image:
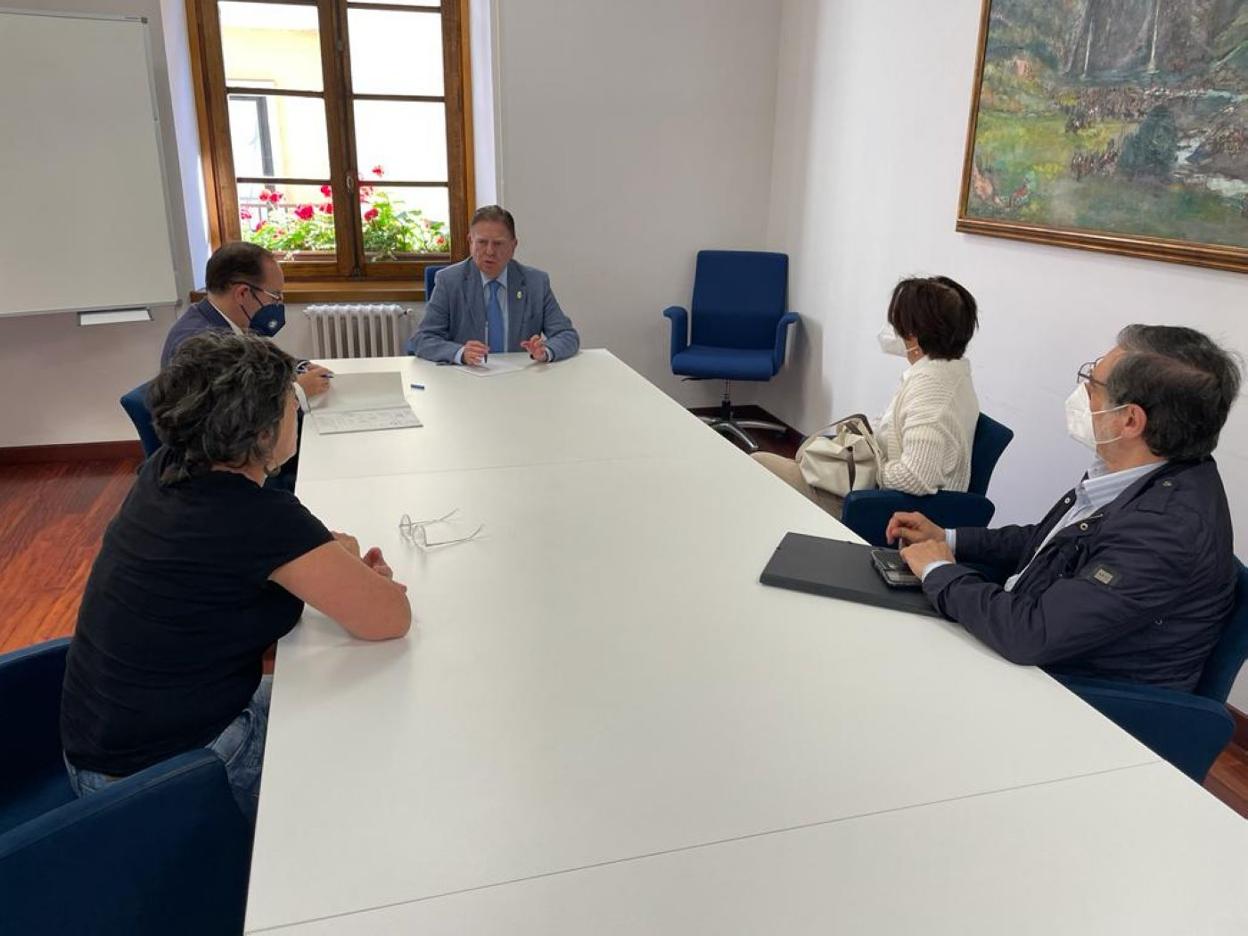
[313,408,422,435]
[311,371,422,435]
[455,358,526,378]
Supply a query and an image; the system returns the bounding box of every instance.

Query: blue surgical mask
[238,284,286,337]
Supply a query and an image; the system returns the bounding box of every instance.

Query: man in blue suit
[409,205,580,365]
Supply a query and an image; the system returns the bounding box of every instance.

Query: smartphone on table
[870,548,922,588]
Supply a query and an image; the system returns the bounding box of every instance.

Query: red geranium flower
[434,235,446,247]
[364,207,379,222]
[294,204,315,221]
[371,165,384,178]
[258,190,271,202]
[319,202,333,214]
[269,190,283,203]
[240,208,252,220]
[253,221,266,232]
[320,184,333,197]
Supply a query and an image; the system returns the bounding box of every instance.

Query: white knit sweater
[874,356,979,496]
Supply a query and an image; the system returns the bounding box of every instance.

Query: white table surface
[247,455,1158,931]
[255,762,1248,935]
[297,350,730,482]
[246,350,1244,934]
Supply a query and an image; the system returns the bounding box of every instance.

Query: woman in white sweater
[754,276,980,516]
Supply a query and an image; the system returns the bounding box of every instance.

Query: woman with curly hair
[60,331,410,821]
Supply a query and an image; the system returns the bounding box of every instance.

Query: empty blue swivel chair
[119,381,161,458]
[663,250,799,452]
[840,413,1014,547]
[1058,560,1248,783]
[0,638,252,935]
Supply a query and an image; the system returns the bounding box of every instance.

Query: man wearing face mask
[161,242,332,409]
[889,325,1242,690]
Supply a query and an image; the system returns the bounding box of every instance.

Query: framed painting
[958,0,1248,273]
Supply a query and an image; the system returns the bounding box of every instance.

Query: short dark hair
[1107,325,1242,460]
[149,331,296,484]
[886,276,979,360]
[205,241,275,293]
[470,205,516,238]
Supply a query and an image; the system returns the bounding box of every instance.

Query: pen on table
[410,383,425,390]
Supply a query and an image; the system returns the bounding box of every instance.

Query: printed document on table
[455,357,526,378]
[311,372,422,435]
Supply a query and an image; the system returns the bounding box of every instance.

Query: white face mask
[1065,384,1127,451]
[878,323,918,358]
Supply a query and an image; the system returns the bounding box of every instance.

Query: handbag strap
[798,413,875,459]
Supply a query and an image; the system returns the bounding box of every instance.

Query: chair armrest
[0,750,252,936]
[662,306,689,358]
[0,638,70,802]
[773,312,799,372]
[840,490,997,547]
[1056,675,1234,783]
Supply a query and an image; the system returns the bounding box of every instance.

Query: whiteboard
[0,9,179,316]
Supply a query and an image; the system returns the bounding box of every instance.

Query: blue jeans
[64,675,273,824]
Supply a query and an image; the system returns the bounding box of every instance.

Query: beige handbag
[796,414,882,497]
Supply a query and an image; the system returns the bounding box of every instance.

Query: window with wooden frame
[186,0,473,300]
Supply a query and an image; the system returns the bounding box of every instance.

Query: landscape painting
[958,0,1248,273]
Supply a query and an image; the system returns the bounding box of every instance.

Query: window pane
[360,185,450,257]
[354,101,447,181]
[349,0,441,7]
[229,94,330,179]
[348,9,443,96]
[239,182,337,253]
[220,2,323,92]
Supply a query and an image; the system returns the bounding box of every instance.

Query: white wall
[493,0,783,405]
[0,0,197,448]
[760,0,1248,711]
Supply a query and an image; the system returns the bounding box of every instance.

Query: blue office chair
[424,263,448,300]
[840,413,1014,547]
[663,250,799,452]
[0,639,253,935]
[119,381,161,458]
[1057,561,1248,784]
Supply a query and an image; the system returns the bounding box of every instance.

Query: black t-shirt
[61,448,333,776]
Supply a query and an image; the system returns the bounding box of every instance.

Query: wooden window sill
[190,280,426,305]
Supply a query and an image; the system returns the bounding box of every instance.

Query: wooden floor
[0,457,139,654]
[2,433,1246,820]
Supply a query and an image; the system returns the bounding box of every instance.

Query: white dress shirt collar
[206,299,244,336]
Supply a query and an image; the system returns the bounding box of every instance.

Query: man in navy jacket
[890,325,1241,691]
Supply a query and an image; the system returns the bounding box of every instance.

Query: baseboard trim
[1232,704,1248,752]
[0,441,143,464]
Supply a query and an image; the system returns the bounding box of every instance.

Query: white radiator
[304,304,411,358]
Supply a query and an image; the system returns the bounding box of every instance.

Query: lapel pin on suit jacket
[516,290,523,299]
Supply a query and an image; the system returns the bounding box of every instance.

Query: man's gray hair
[470,204,516,238]
[1107,324,1242,461]
[149,331,296,484]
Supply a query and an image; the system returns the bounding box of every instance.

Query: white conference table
[258,762,1248,936]
[246,351,1248,934]
[296,350,729,482]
